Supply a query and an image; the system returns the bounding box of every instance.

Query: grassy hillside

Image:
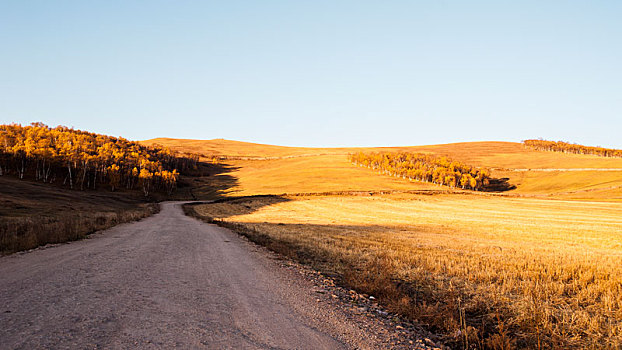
[142,138,622,200]
[144,138,349,158]
[0,177,145,218]
[0,176,158,254]
[396,141,622,169]
[214,156,440,196]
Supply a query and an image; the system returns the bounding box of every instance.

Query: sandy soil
[0,202,436,349]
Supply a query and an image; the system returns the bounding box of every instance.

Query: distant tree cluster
[0,123,199,196]
[350,151,491,191]
[524,139,622,158]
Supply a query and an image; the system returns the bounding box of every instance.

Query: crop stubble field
[152,138,622,347]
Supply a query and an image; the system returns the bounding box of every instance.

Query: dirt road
[0,202,425,349]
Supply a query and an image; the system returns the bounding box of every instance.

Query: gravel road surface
[0,202,437,349]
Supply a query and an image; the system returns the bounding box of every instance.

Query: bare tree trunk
[18,158,25,179]
[80,162,87,190]
[67,164,73,189]
[44,166,51,182]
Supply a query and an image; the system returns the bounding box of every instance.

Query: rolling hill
[177,138,622,347]
[142,138,622,201]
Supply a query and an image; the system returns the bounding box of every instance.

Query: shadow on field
[184,195,291,219]
[174,161,241,200]
[482,177,516,192]
[0,176,144,218]
[0,176,161,254]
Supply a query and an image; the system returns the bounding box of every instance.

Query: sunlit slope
[142,138,349,158]
[141,139,622,199]
[224,156,439,196]
[144,139,622,169]
[402,142,622,198]
[141,139,439,195]
[388,141,622,169]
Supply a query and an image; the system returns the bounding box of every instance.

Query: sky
[1,1,621,148]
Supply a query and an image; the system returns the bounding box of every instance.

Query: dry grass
[189,194,622,349]
[392,141,622,170]
[221,156,439,196]
[162,138,622,347]
[0,176,160,254]
[141,137,350,158]
[142,138,622,201]
[0,205,159,254]
[494,169,622,197]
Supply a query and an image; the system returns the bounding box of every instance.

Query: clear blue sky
[1,1,621,147]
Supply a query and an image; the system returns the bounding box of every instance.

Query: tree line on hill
[523,139,622,158]
[0,123,199,196]
[350,151,491,191]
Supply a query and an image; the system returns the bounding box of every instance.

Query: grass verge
[1,204,159,255]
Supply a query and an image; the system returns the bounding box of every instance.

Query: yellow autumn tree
[0,123,198,196]
[350,151,491,191]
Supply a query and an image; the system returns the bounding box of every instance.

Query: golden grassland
[142,138,622,200]
[189,194,622,348]
[143,137,350,158]
[147,138,622,169]
[396,141,622,170]
[495,169,622,198]
[218,156,439,196]
[152,138,622,347]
